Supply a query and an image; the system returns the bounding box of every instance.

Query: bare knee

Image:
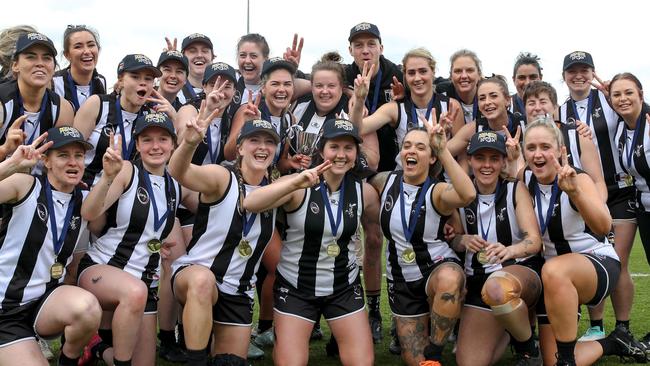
[186,270,216,303]
[482,271,522,307]
[72,290,102,327]
[541,259,568,288]
[431,265,464,296]
[120,281,148,312]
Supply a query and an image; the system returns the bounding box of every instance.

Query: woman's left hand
[419,109,446,154]
[147,89,178,123]
[503,125,521,163]
[553,146,578,194]
[484,242,511,264]
[283,33,304,68]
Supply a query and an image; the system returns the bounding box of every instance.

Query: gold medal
[147,239,162,254]
[238,239,253,258]
[271,167,281,181]
[50,262,64,280]
[624,174,634,187]
[477,249,489,265]
[326,240,340,257]
[401,248,416,264]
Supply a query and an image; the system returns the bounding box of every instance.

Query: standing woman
[233,33,269,107]
[168,110,280,366]
[52,25,106,113]
[558,51,637,342]
[454,131,543,366]
[0,127,102,366]
[73,54,159,186]
[78,113,191,366]
[0,32,74,160]
[368,115,474,366]
[437,49,483,130]
[244,118,379,366]
[510,52,542,120]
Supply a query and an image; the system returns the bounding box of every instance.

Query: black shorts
[78,254,158,313]
[176,207,194,227]
[607,186,636,220]
[273,273,365,323]
[536,253,620,325]
[0,286,59,347]
[387,258,462,317]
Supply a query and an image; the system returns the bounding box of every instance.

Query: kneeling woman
[0,127,101,366]
[244,118,379,366]
[369,115,475,366]
[168,107,280,366]
[78,113,192,366]
[454,131,543,366]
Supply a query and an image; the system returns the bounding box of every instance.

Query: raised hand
[591,72,610,98]
[503,125,521,163]
[242,90,262,119]
[0,115,28,157]
[440,103,459,138]
[163,37,177,52]
[292,160,331,189]
[353,61,375,101]
[419,109,446,154]
[283,33,304,68]
[552,146,578,194]
[184,100,220,145]
[205,76,228,111]
[5,131,52,171]
[147,89,177,122]
[103,133,123,179]
[390,76,404,101]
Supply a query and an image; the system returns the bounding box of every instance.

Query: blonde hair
[524,115,564,149]
[402,47,437,75]
[0,25,37,79]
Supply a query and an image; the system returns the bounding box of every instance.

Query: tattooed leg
[395,315,429,366]
[427,263,465,346]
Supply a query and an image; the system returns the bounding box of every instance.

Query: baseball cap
[117,54,162,77]
[237,119,280,145]
[133,112,176,138]
[467,131,506,156]
[563,51,595,71]
[202,62,236,85]
[320,118,363,144]
[348,22,381,43]
[261,57,296,78]
[46,126,92,151]
[181,33,213,53]
[14,32,57,57]
[157,50,189,73]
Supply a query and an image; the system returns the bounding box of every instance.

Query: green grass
[50,238,650,365]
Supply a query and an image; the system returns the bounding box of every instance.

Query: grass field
[49,237,650,365]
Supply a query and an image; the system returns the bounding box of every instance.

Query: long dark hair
[402,127,443,179]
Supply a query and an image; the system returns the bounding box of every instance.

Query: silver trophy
[296,130,319,156]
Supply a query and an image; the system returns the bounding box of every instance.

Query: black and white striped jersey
[380,171,457,283]
[509,94,527,123]
[175,81,202,106]
[475,111,526,138]
[278,174,364,296]
[172,170,276,298]
[558,120,583,170]
[0,175,87,309]
[52,68,106,112]
[523,169,617,260]
[615,104,650,211]
[559,89,629,190]
[292,94,349,134]
[459,179,527,276]
[87,163,180,288]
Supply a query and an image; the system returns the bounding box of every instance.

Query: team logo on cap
[334,119,354,131]
[118,62,125,72]
[27,32,48,41]
[134,54,153,65]
[58,126,82,138]
[165,50,183,58]
[569,51,587,61]
[478,131,497,143]
[268,57,284,64]
[354,23,372,31]
[211,62,229,71]
[187,33,207,39]
[252,119,273,129]
[145,113,166,124]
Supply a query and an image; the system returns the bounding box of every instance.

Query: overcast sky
[6,0,649,101]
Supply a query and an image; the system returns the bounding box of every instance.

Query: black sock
[97,328,113,347]
[423,342,444,361]
[511,333,537,356]
[91,341,110,361]
[177,323,186,349]
[366,292,381,318]
[186,348,208,366]
[556,339,576,362]
[158,329,176,347]
[597,337,614,356]
[314,322,321,331]
[590,319,604,331]
[616,319,630,330]
[258,319,273,333]
[57,351,78,366]
[113,359,132,366]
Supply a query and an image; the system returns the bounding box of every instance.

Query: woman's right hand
[461,234,488,253]
[184,100,220,146]
[5,131,52,171]
[353,61,375,101]
[103,133,123,179]
[0,115,28,158]
[292,160,331,189]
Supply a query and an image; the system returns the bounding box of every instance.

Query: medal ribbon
[142,169,173,232]
[410,94,435,127]
[570,91,594,126]
[534,178,559,235]
[625,113,644,168]
[365,66,382,114]
[399,177,432,243]
[477,181,501,241]
[206,120,220,164]
[17,91,48,144]
[114,97,140,158]
[45,178,75,257]
[67,70,92,111]
[320,178,346,240]
[241,178,268,237]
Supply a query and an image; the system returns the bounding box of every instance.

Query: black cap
[14,32,57,57]
[202,62,237,85]
[46,126,92,151]
[261,57,296,78]
[320,118,363,144]
[133,113,176,138]
[117,54,162,77]
[237,119,280,145]
[348,22,381,43]
[157,50,189,73]
[563,51,595,71]
[181,33,213,53]
[467,131,506,156]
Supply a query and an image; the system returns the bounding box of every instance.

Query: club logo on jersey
[497,207,507,222]
[137,187,150,205]
[37,203,48,222]
[103,125,116,137]
[232,89,241,104]
[334,119,354,131]
[384,89,393,103]
[346,203,357,218]
[568,51,587,61]
[384,195,393,211]
[310,202,320,214]
[465,208,476,225]
[69,216,80,231]
[635,145,643,158]
[592,107,601,119]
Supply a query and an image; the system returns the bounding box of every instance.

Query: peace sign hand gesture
[103,132,123,180]
[147,89,177,122]
[390,76,405,101]
[553,146,578,194]
[353,61,375,101]
[591,72,610,98]
[503,125,521,163]
[5,131,52,171]
[418,109,446,154]
[206,76,228,111]
[292,160,332,189]
[243,90,262,120]
[0,115,28,157]
[283,33,304,68]
[163,37,178,52]
[184,100,220,146]
[440,103,459,138]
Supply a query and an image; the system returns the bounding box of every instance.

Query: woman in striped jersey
[453,131,543,365]
[244,118,380,366]
[0,126,101,366]
[77,113,191,366]
[168,108,280,366]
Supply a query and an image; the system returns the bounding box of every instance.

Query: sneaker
[325,336,339,357]
[389,335,401,355]
[38,338,54,360]
[418,361,441,366]
[369,314,383,344]
[78,333,102,366]
[607,325,647,363]
[310,324,323,341]
[640,333,650,359]
[159,342,187,363]
[252,328,274,348]
[513,351,542,366]
[247,342,264,360]
[578,326,606,341]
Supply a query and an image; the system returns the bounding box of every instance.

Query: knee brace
[212,353,247,366]
[481,270,522,311]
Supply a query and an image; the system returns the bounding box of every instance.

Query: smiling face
[513,64,541,96]
[183,42,214,80]
[469,148,505,188]
[159,60,187,96]
[12,44,55,88]
[563,64,594,97]
[262,69,294,113]
[610,78,644,122]
[135,127,174,168]
[477,81,510,122]
[119,70,155,109]
[349,34,383,73]
[238,132,277,172]
[238,41,266,85]
[525,91,555,121]
[524,125,561,184]
[404,56,434,98]
[311,70,343,114]
[320,135,358,176]
[451,56,479,97]
[400,129,435,183]
[44,143,86,191]
[64,30,99,74]
[204,76,236,110]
